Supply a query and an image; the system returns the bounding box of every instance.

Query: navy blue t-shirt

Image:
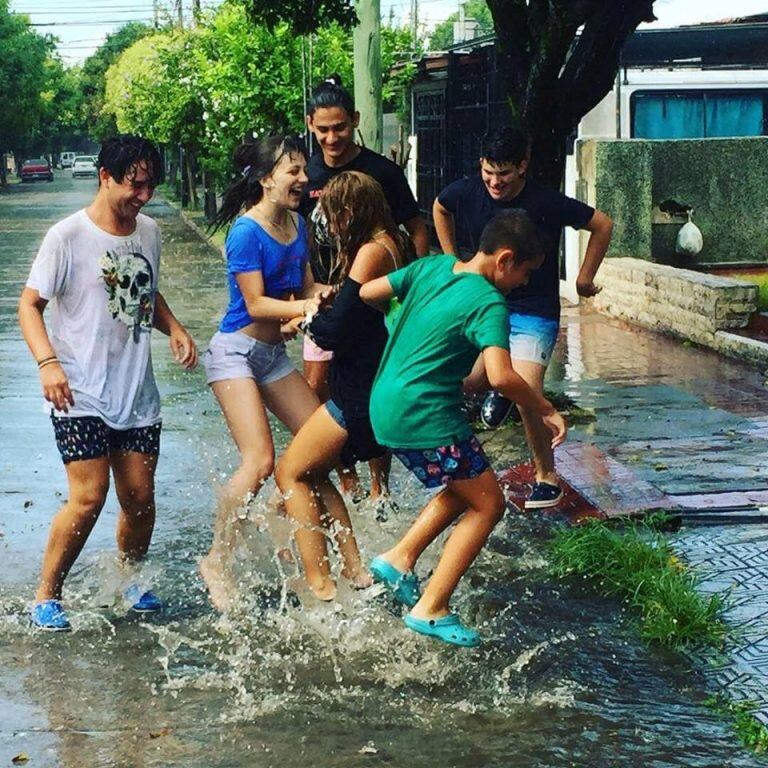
[438,176,594,319]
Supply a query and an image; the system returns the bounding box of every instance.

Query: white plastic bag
[675,211,703,256]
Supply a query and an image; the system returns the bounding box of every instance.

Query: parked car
[71,155,98,179]
[59,151,77,169]
[20,158,54,183]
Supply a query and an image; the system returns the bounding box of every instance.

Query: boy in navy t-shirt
[433,127,613,509]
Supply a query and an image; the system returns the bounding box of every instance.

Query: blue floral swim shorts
[393,435,491,489]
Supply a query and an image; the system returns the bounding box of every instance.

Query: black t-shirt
[438,176,594,319]
[300,147,419,283]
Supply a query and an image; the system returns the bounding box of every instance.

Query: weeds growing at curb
[549,516,728,648]
[705,695,768,754]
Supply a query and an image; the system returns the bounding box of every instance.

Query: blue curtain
[633,93,765,139]
[634,95,704,138]
[705,95,764,137]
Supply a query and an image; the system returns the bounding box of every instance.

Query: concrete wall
[592,257,768,366]
[579,137,768,266]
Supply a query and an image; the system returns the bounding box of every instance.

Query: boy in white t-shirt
[18,135,198,631]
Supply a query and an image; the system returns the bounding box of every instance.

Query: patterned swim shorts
[51,415,162,464]
[393,435,490,489]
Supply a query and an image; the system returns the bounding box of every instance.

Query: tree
[79,22,153,142]
[486,0,657,187]
[0,0,56,183]
[429,0,493,51]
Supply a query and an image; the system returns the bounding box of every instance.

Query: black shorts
[51,415,162,464]
[325,399,387,468]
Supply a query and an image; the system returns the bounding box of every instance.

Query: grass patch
[550,516,727,648]
[705,695,768,754]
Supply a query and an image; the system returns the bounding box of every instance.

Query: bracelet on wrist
[37,355,57,367]
[38,358,60,370]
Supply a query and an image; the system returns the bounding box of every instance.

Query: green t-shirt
[370,254,509,449]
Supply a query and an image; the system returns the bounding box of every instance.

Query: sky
[10,0,768,65]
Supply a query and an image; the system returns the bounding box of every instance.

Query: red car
[20,158,54,183]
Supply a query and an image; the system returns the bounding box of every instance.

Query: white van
[60,152,77,169]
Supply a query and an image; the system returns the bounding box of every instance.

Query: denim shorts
[204,330,295,385]
[393,435,490,489]
[508,313,560,367]
[51,415,161,464]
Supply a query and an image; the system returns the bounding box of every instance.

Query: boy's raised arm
[483,346,567,447]
[359,275,395,311]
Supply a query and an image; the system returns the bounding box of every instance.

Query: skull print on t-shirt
[99,251,155,341]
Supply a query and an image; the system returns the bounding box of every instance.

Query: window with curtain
[632,91,766,139]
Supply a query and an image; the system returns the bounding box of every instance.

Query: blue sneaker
[30,599,71,632]
[480,391,515,429]
[124,585,163,613]
[525,481,564,510]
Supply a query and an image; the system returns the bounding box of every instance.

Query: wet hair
[479,209,543,264]
[209,134,307,232]
[97,134,163,186]
[480,127,530,167]
[320,171,414,283]
[307,73,355,117]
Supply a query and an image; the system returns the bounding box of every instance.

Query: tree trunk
[185,148,199,209]
[0,155,7,188]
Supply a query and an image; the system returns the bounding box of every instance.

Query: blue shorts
[51,415,161,464]
[393,435,490,489]
[508,313,559,367]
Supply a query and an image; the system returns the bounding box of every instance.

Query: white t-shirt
[26,208,162,429]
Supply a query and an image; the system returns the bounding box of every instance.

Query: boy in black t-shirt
[433,127,613,509]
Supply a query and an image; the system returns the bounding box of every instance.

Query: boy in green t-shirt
[360,210,567,647]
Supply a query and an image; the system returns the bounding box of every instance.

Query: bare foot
[308,579,338,602]
[199,553,237,612]
[341,568,373,590]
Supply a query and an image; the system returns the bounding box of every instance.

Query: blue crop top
[219,214,309,333]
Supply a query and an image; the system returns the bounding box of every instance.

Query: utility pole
[353,0,383,152]
[411,0,418,50]
[176,0,183,28]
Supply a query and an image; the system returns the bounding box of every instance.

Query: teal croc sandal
[370,556,421,607]
[404,613,480,647]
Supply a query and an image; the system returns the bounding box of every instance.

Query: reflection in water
[1,183,764,767]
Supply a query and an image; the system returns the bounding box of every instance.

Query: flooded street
[0,176,762,767]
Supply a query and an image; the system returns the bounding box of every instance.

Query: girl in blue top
[201,135,326,611]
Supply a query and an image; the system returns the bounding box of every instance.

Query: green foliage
[705,695,768,754]
[102,4,416,189]
[0,0,57,157]
[429,0,493,50]
[79,22,154,141]
[550,517,728,648]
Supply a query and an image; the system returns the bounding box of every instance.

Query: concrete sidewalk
[499,304,768,724]
[501,304,768,523]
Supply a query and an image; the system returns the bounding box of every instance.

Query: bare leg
[302,358,331,404]
[201,377,276,611]
[302,358,363,496]
[35,457,110,602]
[409,469,505,621]
[378,486,467,575]
[368,453,391,500]
[112,450,158,562]
[512,359,557,484]
[275,405,370,599]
